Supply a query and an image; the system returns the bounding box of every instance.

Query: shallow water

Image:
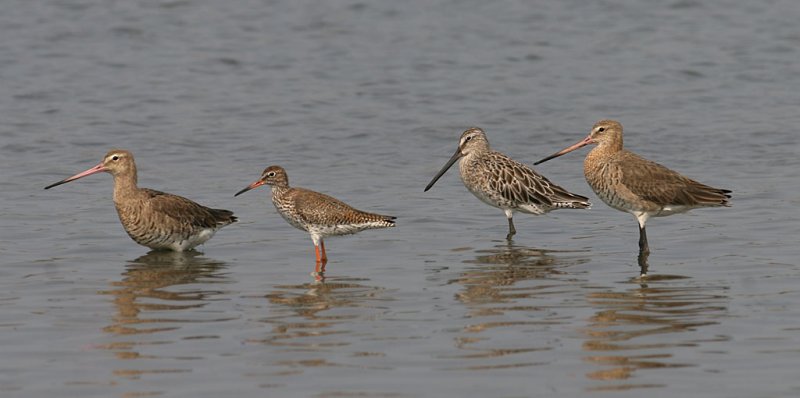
[2,0,799,397]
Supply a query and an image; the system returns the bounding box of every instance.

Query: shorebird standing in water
[535,120,731,276]
[45,149,237,251]
[424,127,591,240]
[235,165,395,277]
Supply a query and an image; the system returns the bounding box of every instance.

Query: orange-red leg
[314,244,323,263]
[314,242,328,275]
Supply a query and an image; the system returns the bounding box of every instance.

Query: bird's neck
[589,139,623,160]
[598,136,623,153]
[460,150,484,168]
[112,171,139,204]
[584,142,624,179]
[270,184,290,200]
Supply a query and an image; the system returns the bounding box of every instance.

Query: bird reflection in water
[248,276,393,373]
[453,242,586,311]
[97,250,230,379]
[445,243,589,369]
[581,276,729,391]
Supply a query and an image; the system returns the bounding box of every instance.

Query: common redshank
[234,165,395,275]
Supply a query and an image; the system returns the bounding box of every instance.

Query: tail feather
[553,192,591,209]
[378,214,396,227]
[211,208,238,226]
[693,188,732,207]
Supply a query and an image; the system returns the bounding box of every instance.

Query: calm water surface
[1,0,799,397]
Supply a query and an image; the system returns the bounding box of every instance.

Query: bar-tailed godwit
[424,127,591,240]
[535,120,731,275]
[45,149,237,251]
[234,165,395,275]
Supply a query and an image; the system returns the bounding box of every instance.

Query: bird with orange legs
[535,120,731,276]
[45,150,237,251]
[235,165,395,279]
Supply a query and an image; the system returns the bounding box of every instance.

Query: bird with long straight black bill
[534,119,731,276]
[425,127,590,240]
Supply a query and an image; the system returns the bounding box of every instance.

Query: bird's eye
[465,136,472,142]
[597,127,605,133]
[112,155,119,161]
[268,172,276,177]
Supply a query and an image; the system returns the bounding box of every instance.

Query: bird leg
[638,224,650,255]
[314,245,327,270]
[320,239,328,263]
[313,241,328,277]
[638,225,650,277]
[505,210,516,240]
[314,244,322,263]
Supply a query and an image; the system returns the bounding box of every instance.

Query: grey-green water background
[2,0,799,397]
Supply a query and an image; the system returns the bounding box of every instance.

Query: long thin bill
[234,180,265,197]
[424,149,461,192]
[533,136,592,165]
[44,162,107,190]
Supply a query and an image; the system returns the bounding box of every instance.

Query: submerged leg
[320,239,328,263]
[314,244,323,263]
[636,214,651,277]
[313,245,327,276]
[638,224,650,255]
[312,234,327,275]
[505,209,516,240]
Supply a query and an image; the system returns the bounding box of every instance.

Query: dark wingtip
[212,208,237,224]
[720,189,732,205]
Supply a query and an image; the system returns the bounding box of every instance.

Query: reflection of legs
[505,210,516,240]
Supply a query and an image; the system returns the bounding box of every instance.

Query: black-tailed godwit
[45,149,236,251]
[535,120,731,276]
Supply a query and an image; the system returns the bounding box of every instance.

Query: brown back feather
[289,188,394,226]
[616,152,731,207]
[144,188,238,228]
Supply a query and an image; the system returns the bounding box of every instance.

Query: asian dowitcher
[535,119,731,276]
[45,149,237,251]
[424,127,591,240]
[234,165,395,275]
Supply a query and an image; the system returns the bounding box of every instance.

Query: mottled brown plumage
[535,120,731,275]
[235,165,395,270]
[45,149,236,251]
[425,127,590,240]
